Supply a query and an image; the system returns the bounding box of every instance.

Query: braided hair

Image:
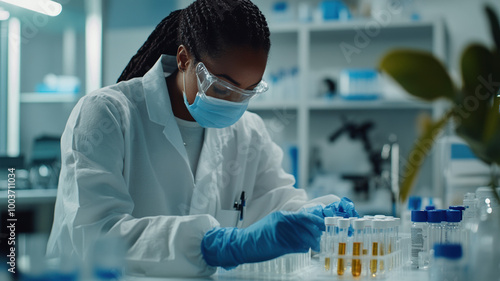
[117,0,271,82]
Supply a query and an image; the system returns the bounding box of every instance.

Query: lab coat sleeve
[245,114,339,225]
[52,94,220,277]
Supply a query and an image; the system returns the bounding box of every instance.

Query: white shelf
[249,99,432,111]
[270,19,435,34]
[308,99,433,110]
[0,188,57,205]
[264,14,446,189]
[249,100,300,110]
[20,93,80,103]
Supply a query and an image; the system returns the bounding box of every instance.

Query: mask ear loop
[182,71,186,95]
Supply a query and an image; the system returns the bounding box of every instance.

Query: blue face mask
[182,72,249,128]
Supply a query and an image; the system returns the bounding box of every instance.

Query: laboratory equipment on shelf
[339,69,381,101]
[327,119,400,211]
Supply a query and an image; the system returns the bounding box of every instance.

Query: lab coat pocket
[216,209,240,228]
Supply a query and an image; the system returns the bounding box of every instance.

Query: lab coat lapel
[143,55,191,175]
[189,128,232,216]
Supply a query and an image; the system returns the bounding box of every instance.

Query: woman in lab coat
[47,0,357,277]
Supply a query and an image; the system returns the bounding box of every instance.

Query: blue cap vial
[425,205,436,211]
[433,244,462,260]
[446,209,462,222]
[411,210,427,222]
[427,210,445,223]
[449,206,465,212]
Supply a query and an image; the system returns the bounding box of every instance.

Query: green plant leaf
[379,49,455,101]
[484,95,500,142]
[485,5,500,51]
[458,44,497,140]
[399,110,454,203]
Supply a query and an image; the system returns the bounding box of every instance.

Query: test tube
[352,219,365,277]
[385,218,396,271]
[363,218,372,256]
[393,217,401,267]
[324,217,336,272]
[370,219,386,277]
[444,210,461,244]
[337,219,350,276]
[348,217,357,255]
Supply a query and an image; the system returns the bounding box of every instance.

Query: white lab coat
[46,55,339,277]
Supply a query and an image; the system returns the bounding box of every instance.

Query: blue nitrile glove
[201,210,325,269]
[324,197,360,218]
[304,197,360,218]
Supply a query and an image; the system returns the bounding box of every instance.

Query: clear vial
[462,193,477,258]
[362,218,372,257]
[462,193,476,224]
[427,210,444,267]
[411,210,428,269]
[323,217,336,272]
[351,219,365,277]
[444,210,461,244]
[427,210,446,246]
[337,219,350,276]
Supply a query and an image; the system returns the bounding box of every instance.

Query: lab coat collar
[142,55,192,178]
[142,54,178,126]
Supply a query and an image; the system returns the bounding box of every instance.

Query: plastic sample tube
[386,218,398,271]
[337,219,350,276]
[444,210,462,244]
[352,219,365,277]
[411,210,428,269]
[370,219,386,277]
[324,217,336,271]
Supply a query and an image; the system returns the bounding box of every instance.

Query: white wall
[418,0,500,72]
[103,27,152,86]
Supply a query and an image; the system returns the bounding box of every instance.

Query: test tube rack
[217,250,311,280]
[317,235,411,280]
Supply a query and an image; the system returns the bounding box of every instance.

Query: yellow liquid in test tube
[325,257,330,271]
[370,242,378,276]
[380,243,385,271]
[352,242,362,277]
[337,242,346,275]
[388,243,392,271]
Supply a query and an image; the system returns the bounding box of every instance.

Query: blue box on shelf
[321,0,351,21]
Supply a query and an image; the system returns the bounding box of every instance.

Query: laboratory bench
[124,265,430,281]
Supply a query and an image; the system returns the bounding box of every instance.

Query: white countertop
[124,264,430,281]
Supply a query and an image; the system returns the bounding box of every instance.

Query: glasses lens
[196,62,267,102]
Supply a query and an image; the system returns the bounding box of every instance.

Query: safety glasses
[196,62,268,102]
